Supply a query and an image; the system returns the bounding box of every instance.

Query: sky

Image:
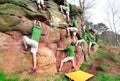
[67,0,107,24]
[87,0,107,24]
[67,0,120,34]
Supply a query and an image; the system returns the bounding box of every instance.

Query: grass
[49,51,110,81]
[0,69,69,81]
[23,79,30,81]
[109,55,120,66]
[46,75,69,81]
[80,51,109,70]
[0,70,19,81]
[0,51,119,81]
[85,50,120,81]
[100,59,110,69]
[92,71,120,81]
[0,70,30,81]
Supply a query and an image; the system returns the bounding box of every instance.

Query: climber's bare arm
[38,21,42,27]
[57,48,64,51]
[33,20,37,24]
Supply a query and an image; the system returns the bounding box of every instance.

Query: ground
[84,46,120,81]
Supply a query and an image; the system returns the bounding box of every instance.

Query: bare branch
[105,0,120,46]
[84,0,95,10]
[79,0,95,22]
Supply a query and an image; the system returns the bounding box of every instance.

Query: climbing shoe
[60,10,64,13]
[39,8,42,12]
[67,21,70,23]
[23,46,28,51]
[82,49,86,54]
[29,68,36,74]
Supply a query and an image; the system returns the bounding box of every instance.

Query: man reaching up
[57,42,76,72]
[22,20,43,73]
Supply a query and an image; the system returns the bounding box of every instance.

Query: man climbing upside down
[57,42,76,72]
[22,20,43,73]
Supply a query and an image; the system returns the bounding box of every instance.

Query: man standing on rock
[57,42,76,72]
[22,20,43,73]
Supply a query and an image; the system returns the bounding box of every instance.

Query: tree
[105,0,120,46]
[92,23,109,34]
[101,31,120,46]
[79,0,95,23]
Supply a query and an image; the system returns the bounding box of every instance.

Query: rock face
[0,0,38,33]
[0,0,87,79]
[0,27,88,75]
[37,47,56,66]
[0,0,70,34]
[0,32,31,74]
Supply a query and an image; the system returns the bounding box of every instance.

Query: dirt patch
[85,59,102,76]
[85,46,120,77]
[104,56,120,76]
[101,46,120,76]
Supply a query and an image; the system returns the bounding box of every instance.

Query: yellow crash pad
[65,70,94,81]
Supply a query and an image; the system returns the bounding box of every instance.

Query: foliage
[105,0,120,46]
[80,51,109,70]
[0,0,40,32]
[92,71,120,81]
[0,4,24,32]
[0,0,30,6]
[0,70,31,81]
[0,70,6,81]
[80,62,90,71]
[101,31,120,46]
[69,4,82,18]
[23,78,30,81]
[0,0,13,3]
[92,23,109,34]
[84,21,95,33]
[46,75,69,81]
[110,55,120,66]
[0,70,19,81]
[54,0,83,19]
[100,59,110,69]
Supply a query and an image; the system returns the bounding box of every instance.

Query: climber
[76,31,86,50]
[87,36,92,55]
[76,27,87,47]
[59,0,70,22]
[22,20,43,73]
[90,35,99,50]
[75,39,86,54]
[66,17,78,42]
[88,35,99,55]
[75,31,87,61]
[95,34,99,44]
[36,0,46,12]
[57,42,76,72]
